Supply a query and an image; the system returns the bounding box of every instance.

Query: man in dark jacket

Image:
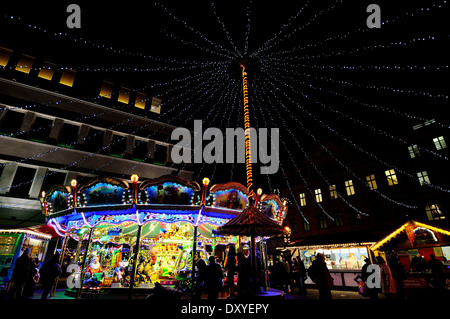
[206,256,223,300]
[40,253,61,299]
[308,253,333,300]
[10,248,33,299]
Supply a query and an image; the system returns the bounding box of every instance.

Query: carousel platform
[64,287,285,299]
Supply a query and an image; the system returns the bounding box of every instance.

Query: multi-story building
[0,45,193,229]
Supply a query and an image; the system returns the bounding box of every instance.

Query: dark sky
[1,0,448,194]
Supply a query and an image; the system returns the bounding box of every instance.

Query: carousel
[42,174,288,298]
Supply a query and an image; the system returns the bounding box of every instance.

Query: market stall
[285,232,377,289]
[370,220,450,293]
[0,228,51,292]
[42,174,287,298]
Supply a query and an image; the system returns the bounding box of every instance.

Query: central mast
[239,60,254,200]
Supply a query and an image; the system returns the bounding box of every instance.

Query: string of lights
[265,70,450,194]
[268,69,449,161]
[257,0,447,58]
[253,77,370,218]
[255,73,419,210]
[154,2,238,59]
[210,2,242,57]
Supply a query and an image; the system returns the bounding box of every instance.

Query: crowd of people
[8,248,61,300]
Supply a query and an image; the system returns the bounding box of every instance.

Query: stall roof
[0,228,52,240]
[370,220,450,251]
[287,231,379,250]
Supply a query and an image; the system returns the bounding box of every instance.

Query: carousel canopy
[217,205,286,236]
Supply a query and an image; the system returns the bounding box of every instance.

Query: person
[296,256,307,295]
[9,248,33,299]
[273,258,287,290]
[24,257,40,298]
[224,245,237,298]
[205,256,223,300]
[308,253,333,300]
[410,253,427,272]
[236,252,251,297]
[376,256,396,299]
[193,259,207,299]
[39,253,62,299]
[428,254,445,291]
[388,252,406,299]
[354,257,378,299]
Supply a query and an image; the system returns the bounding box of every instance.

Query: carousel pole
[191,177,210,298]
[128,174,141,299]
[76,226,94,299]
[51,234,69,297]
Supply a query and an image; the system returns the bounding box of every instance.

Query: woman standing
[376,256,396,299]
[224,245,237,298]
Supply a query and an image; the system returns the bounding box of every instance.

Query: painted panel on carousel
[260,194,285,221]
[82,182,126,206]
[45,185,71,214]
[143,182,194,205]
[210,182,248,209]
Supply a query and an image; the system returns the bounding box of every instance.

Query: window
[290,218,297,233]
[299,193,306,206]
[29,117,53,143]
[303,221,310,232]
[109,134,127,157]
[315,189,323,203]
[118,87,131,104]
[345,180,355,196]
[135,92,147,109]
[59,69,76,87]
[8,166,37,197]
[385,169,398,186]
[0,47,13,67]
[329,185,337,199]
[408,145,420,158]
[38,61,56,81]
[366,175,378,190]
[154,144,167,165]
[425,203,445,221]
[15,54,35,74]
[334,212,344,227]
[319,215,328,229]
[99,81,114,99]
[433,136,447,150]
[417,171,431,186]
[150,97,162,114]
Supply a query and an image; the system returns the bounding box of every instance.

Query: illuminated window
[417,171,430,186]
[118,86,131,104]
[38,61,56,81]
[315,189,323,203]
[15,54,35,74]
[425,203,445,221]
[59,69,76,87]
[150,97,162,114]
[329,185,337,199]
[385,169,398,186]
[299,193,306,206]
[433,136,447,150]
[408,145,420,158]
[0,47,13,67]
[366,175,378,190]
[99,81,114,99]
[345,180,355,196]
[135,92,147,109]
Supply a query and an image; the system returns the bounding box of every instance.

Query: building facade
[0,45,193,228]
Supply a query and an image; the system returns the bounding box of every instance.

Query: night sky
[1,0,448,201]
